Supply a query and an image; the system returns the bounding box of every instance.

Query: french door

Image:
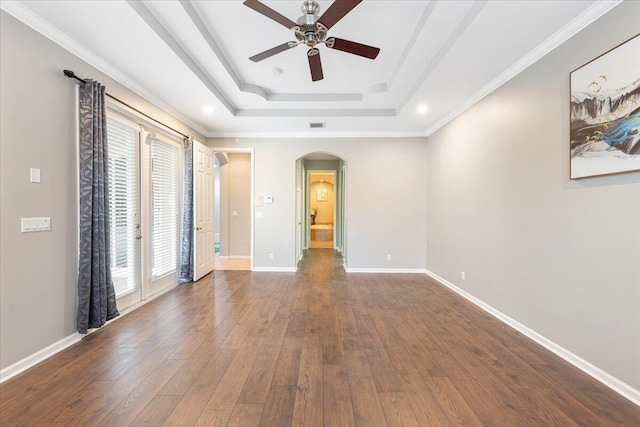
[106,115,142,310]
[146,135,182,295]
[106,113,182,311]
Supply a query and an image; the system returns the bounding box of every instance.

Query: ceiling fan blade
[325,37,380,59]
[307,48,324,82]
[249,42,296,62]
[318,0,362,29]
[243,0,297,29]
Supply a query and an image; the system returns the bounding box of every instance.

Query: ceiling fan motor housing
[295,0,326,47]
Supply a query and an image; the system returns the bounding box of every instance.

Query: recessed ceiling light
[417,103,428,114]
[203,105,215,115]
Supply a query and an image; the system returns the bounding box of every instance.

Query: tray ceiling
[1,0,620,137]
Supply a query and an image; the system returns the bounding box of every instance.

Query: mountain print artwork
[570,34,640,179]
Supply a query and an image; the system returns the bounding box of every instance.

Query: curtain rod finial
[63,69,76,78]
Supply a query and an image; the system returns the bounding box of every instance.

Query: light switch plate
[232,210,238,217]
[21,217,51,232]
[264,196,274,204]
[30,168,41,183]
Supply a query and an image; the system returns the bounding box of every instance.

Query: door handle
[135,234,142,240]
[196,226,203,231]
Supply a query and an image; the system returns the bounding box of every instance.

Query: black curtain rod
[63,70,188,139]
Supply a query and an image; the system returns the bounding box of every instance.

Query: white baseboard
[0,333,81,383]
[345,267,428,274]
[112,282,179,320]
[425,270,640,406]
[251,267,297,272]
[0,281,180,384]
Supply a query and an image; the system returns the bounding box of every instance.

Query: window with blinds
[150,139,180,279]
[106,117,140,297]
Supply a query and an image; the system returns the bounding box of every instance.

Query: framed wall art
[316,189,328,202]
[570,33,640,179]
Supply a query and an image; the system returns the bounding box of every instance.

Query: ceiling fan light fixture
[244,0,377,81]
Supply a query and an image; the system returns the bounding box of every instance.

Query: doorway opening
[309,171,335,249]
[295,153,347,268]
[212,150,253,271]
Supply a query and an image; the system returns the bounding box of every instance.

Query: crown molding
[397,0,488,114]
[0,0,210,137]
[423,0,623,137]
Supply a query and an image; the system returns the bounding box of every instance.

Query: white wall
[207,138,428,270]
[426,1,640,390]
[0,12,205,371]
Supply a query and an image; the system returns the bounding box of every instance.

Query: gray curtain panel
[77,80,119,334]
[179,136,194,282]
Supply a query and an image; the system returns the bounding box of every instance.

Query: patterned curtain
[76,80,119,334]
[179,136,194,282]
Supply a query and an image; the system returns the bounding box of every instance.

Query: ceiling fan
[243,0,380,82]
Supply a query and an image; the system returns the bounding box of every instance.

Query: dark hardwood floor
[1,249,638,426]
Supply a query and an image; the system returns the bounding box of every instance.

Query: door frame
[208,146,255,271]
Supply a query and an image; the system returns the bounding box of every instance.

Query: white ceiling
[2,0,620,138]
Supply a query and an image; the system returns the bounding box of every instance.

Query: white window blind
[150,139,179,279]
[106,117,139,297]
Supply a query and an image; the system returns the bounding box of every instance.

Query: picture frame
[569,34,640,179]
[316,189,328,202]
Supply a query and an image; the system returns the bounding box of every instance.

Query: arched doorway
[295,152,347,268]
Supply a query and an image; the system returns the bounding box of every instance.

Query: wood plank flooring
[1,249,638,426]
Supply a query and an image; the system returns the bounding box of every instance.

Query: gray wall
[426,1,640,390]
[208,138,428,270]
[227,153,251,257]
[0,12,204,370]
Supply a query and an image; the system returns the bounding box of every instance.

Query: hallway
[1,250,638,425]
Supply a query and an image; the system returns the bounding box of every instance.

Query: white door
[295,159,303,264]
[146,135,182,296]
[193,140,215,281]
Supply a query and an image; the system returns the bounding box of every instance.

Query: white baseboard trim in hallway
[0,333,81,383]
[425,269,640,406]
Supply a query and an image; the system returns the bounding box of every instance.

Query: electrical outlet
[269,253,274,260]
[387,254,392,261]
[461,271,466,280]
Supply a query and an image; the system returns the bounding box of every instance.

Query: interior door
[295,158,303,264]
[193,140,215,281]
